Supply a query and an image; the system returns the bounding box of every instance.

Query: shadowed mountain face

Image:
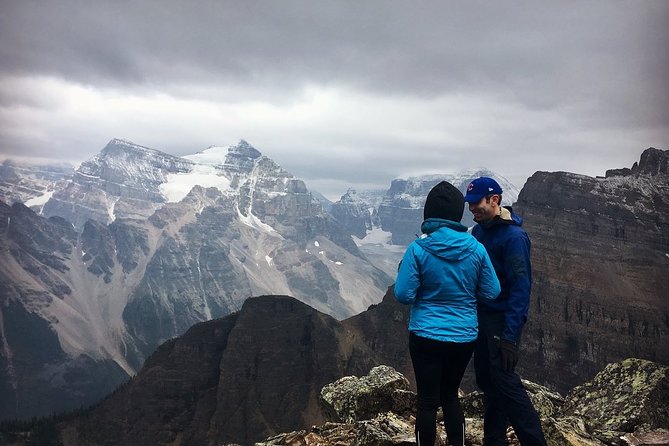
[515,148,669,392]
[64,295,393,446]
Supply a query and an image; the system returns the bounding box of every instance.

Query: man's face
[468,195,498,222]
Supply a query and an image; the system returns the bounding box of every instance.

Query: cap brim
[464,193,485,203]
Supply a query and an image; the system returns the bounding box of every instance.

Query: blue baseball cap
[464,177,503,203]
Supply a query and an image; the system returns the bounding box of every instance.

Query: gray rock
[562,358,669,438]
[260,358,668,446]
[320,365,412,424]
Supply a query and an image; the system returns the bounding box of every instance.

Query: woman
[394,181,500,446]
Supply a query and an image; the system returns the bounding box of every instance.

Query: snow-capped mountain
[40,139,196,230]
[330,170,520,275]
[0,139,391,420]
[375,170,520,245]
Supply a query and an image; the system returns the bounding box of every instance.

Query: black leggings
[409,332,475,446]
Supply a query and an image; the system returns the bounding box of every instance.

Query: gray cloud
[0,0,667,198]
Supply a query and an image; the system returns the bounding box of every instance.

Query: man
[464,177,547,446]
[395,181,500,446]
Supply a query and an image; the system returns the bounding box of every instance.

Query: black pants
[474,312,547,446]
[409,332,475,446]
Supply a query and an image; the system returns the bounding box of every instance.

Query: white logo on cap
[488,187,493,191]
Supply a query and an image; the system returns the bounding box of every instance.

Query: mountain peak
[103,138,159,156]
[633,147,668,176]
[223,140,263,174]
[605,147,668,178]
[228,139,262,159]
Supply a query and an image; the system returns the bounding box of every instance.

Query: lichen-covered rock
[541,416,606,446]
[319,365,411,423]
[621,429,669,446]
[461,390,485,418]
[562,358,669,435]
[355,412,416,446]
[522,379,565,419]
[260,359,669,446]
[253,415,416,446]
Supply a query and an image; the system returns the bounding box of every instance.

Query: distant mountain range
[0,139,393,419]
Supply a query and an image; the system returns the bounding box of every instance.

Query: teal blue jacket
[394,218,501,342]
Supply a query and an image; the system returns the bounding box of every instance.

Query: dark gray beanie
[423,181,465,222]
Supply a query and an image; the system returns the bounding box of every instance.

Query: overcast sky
[1,1,667,199]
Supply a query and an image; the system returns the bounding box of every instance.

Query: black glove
[498,339,519,372]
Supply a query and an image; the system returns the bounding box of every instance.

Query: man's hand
[499,339,519,372]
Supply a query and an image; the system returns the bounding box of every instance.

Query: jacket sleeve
[393,243,422,304]
[502,231,532,343]
[476,246,501,301]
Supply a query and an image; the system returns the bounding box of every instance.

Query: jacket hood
[417,218,479,261]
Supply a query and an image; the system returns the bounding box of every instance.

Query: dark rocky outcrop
[514,148,669,393]
[37,295,386,446]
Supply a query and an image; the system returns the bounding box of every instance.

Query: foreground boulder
[562,358,669,445]
[319,365,415,424]
[257,358,669,446]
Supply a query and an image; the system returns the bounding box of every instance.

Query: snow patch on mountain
[160,164,231,202]
[236,207,280,235]
[24,190,54,210]
[182,145,230,166]
[353,227,394,246]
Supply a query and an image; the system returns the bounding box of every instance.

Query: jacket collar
[421,218,468,235]
[478,206,519,229]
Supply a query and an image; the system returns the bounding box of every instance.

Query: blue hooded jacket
[471,207,532,343]
[394,218,501,343]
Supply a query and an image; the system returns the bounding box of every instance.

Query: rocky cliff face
[0,139,391,420]
[0,202,129,420]
[329,189,379,239]
[514,147,669,393]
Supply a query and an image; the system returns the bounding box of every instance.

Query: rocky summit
[514,148,669,393]
[259,358,668,446]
